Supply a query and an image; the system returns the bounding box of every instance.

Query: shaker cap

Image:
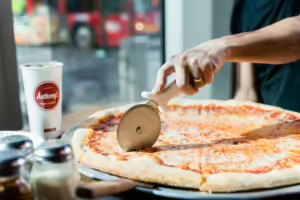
[34,140,73,163]
[0,135,33,155]
[0,150,25,176]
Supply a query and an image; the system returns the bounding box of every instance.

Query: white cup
[20,61,63,142]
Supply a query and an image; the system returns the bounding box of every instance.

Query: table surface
[69,108,300,200]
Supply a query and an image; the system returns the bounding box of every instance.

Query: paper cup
[20,61,63,142]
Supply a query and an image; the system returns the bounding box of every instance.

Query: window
[101,0,127,14]
[133,0,152,14]
[10,0,163,130]
[66,0,97,13]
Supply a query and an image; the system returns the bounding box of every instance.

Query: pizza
[71,99,300,193]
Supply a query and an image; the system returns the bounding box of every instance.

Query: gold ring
[194,77,203,83]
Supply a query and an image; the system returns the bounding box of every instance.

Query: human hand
[234,87,257,102]
[152,38,231,95]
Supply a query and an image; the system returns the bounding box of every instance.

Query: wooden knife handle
[119,178,155,189]
[76,180,135,198]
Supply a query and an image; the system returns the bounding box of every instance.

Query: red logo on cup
[34,82,60,110]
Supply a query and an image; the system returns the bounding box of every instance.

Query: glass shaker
[0,135,34,162]
[30,139,80,200]
[0,150,34,200]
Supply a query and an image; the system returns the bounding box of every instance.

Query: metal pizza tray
[62,119,300,199]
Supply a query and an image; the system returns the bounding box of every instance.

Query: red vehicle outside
[25,0,160,48]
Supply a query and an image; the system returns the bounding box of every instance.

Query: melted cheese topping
[87,105,300,174]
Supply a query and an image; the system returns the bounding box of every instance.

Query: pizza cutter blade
[117,74,205,152]
[117,82,183,152]
[117,102,161,152]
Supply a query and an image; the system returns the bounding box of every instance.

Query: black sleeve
[230,0,243,34]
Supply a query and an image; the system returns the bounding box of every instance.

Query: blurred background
[2,0,234,130]
[13,0,162,128]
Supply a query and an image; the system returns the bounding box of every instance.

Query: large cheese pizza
[72,99,300,193]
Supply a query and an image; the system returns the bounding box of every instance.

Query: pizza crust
[72,128,202,189]
[71,98,300,192]
[201,167,300,192]
[168,98,285,112]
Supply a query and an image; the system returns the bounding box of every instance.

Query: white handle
[141,81,182,112]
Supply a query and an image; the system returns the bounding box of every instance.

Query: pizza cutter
[117,72,205,152]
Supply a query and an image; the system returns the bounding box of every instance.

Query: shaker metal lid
[0,135,33,154]
[34,140,73,163]
[0,150,25,176]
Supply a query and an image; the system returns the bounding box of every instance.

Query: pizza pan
[62,119,300,199]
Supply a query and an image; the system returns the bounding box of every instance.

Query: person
[231,0,300,112]
[152,16,300,110]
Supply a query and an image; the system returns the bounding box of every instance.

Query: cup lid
[20,61,63,69]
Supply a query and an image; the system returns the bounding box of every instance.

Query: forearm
[236,62,254,89]
[225,17,300,64]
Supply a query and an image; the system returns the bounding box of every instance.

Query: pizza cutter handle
[142,73,204,112]
[141,81,181,112]
[154,81,182,111]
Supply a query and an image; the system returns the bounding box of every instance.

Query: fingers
[188,54,203,80]
[174,63,186,89]
[153,50,221,96]
[152,63,175,94]
[201,64,214,85]
[174,57,199,95]
[182,69,199,95]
